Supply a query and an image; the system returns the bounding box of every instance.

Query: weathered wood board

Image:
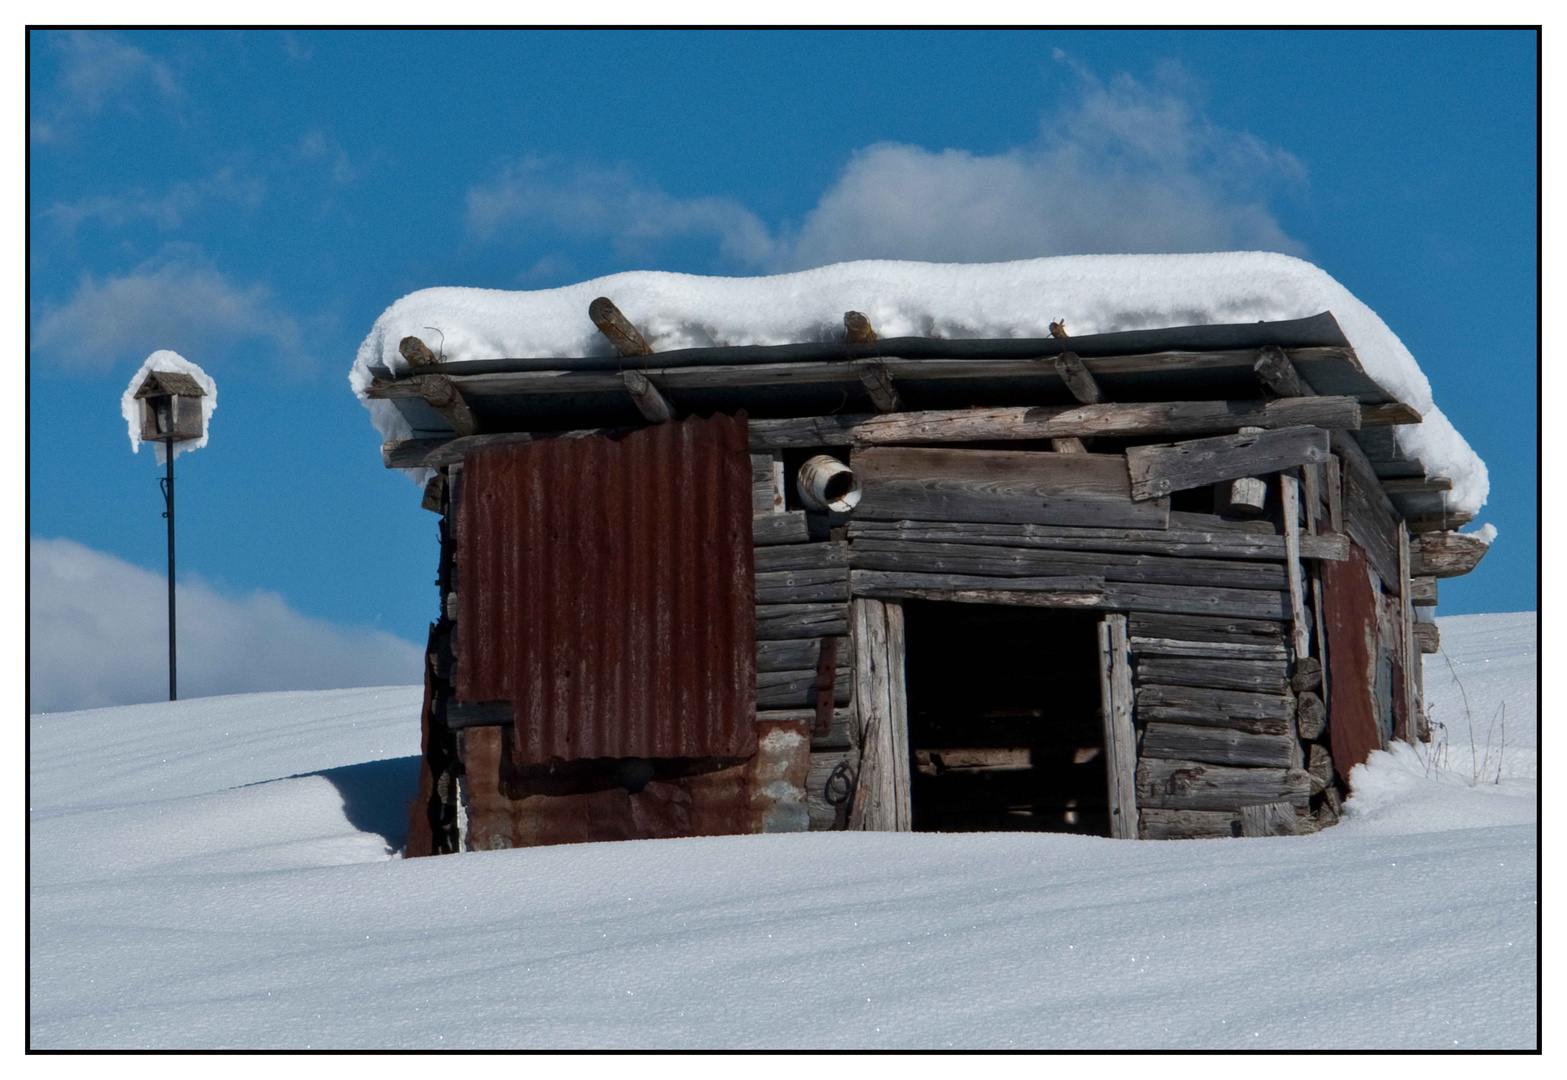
[848,538,1289,591]
[1134,683,1296,734]
[1127,611,1284,645]
[752,511,811,546]
[1139,808,1240,840]
[1139,722,1300,768]
[754,566,850,604]
[1136,758,1312,810]
[1097,613,1139,839]
[851,572,1292,620]
[1134,657,1291,695]
[753,540,849,573]
[1128,636,1288,662]
[756,667,852,709]
[1411,531,1490,578]
[851,446,1169,529]
[756,637,850,673]
[846,519,1348,562]
[1125,425,1331,501]
[755,602,849,639]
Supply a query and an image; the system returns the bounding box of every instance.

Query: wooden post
[1097,613,1139,839]
[1280,471,1311,663]
[848,598,911,830]
[1053,351,1102,405]
[1398,521,1418,745]
[885,602,912,831]
[589,297,653,356]
[859,361,902,411]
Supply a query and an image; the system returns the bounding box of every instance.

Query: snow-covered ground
[29,613,1536,1049]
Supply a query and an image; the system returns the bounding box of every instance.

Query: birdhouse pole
[161,440,177,701]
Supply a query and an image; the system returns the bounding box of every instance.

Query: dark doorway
[901,602,1109,835]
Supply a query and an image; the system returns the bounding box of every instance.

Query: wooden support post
[885,602,912,831]
[1053,351,1102,405]
[1280,471,1311,663]
[1398,522,1418,744]
[621,369,674,423]
[1302,463,1321,535]
[847,598,911,831]
[1325,455,1344,534]
[1097,613,1139,839]
[417,374,479,437]
[859,361,903,411]
[589,296,653,356]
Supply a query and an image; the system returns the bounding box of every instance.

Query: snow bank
[352,254,1487,512]
[28,614,1535,1049]
[121,350,217,465]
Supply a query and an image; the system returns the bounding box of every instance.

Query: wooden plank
[806,748,860,830]
[1325,455,1343,534]
[1135,658,1291,695]
[752,511,811,547]
[1280,472,1313,661]
[1126,426,1331,501]
[750,453,781,515]
[755,602,849,639]
[849,599,904,830]
[755,566,850,605]
[1127,612,1283,644]
[754,541,849,573]
[1381,476,1452,495]
[621,369,673,422]
[1136,758,1312,811]
[1399,522,1418,746]
[850,572,1291,620]
[1360,402,1423,427]
[756,637,850,673]
[1240,801,1302,837]
[914,748,1032,774]
[1412,621,1440,654]
[1333,431,1402,587]
[1129,636,1287,661]
[1051,437,1088,453]
[847,518,1346,562]
[1139,808,1239,840]
[748,395,1362,449]
[852,446,1169,529]
[885,602,912,832]
[1135,683,1296,734]
[848,538,1289,591]
[1140,722,1301,768]
[1404,509,1475,535]
[1411,531,1489,578]
[761,708,856,750]
[756,667,852,709]
[1097,613,1139,839]
[1054,351,1101,404]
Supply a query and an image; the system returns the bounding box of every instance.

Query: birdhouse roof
[134,371,207,400]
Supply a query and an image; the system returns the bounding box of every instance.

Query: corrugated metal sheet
[1323,544,1382,775]
[456,413,756,764]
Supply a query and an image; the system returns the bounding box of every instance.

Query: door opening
[901,602,1109,835]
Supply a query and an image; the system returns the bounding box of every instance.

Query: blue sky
[28,29,1537,707]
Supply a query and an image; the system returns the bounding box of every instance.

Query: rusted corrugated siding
[456,413,757,764]
[1322,544,1381,774]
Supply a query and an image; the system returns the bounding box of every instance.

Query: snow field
[29,615,1536,1049]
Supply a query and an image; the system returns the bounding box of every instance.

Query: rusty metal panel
[1322,544,1381,775]
[456,413,756,764]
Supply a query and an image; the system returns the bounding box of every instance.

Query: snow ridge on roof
[351,252,1486,513]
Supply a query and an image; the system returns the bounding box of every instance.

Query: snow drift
[29,613,1535,1049]
[351,253,1487,512]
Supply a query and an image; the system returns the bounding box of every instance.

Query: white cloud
[465,62,1306,271]
[467,158,775,265]
[40,168,266,233]
[28,538,424,714]
[297,130,356,185]
[31,31,181,143]
[30,246,308,372]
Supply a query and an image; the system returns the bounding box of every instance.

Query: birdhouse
[134,371,206,443]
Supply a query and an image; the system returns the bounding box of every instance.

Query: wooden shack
[370,299,1489,854]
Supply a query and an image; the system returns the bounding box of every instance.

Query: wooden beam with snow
[1381,476,1453,495]
[1053,351,1102,405]
[1126,426,1331,502]
[588,296,653,357]
[749,396,1361,449]
[621,369,674,423]
[1403,509,1475,534]
[399,335,440,369]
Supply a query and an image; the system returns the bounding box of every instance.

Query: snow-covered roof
[351,253,1487,513]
